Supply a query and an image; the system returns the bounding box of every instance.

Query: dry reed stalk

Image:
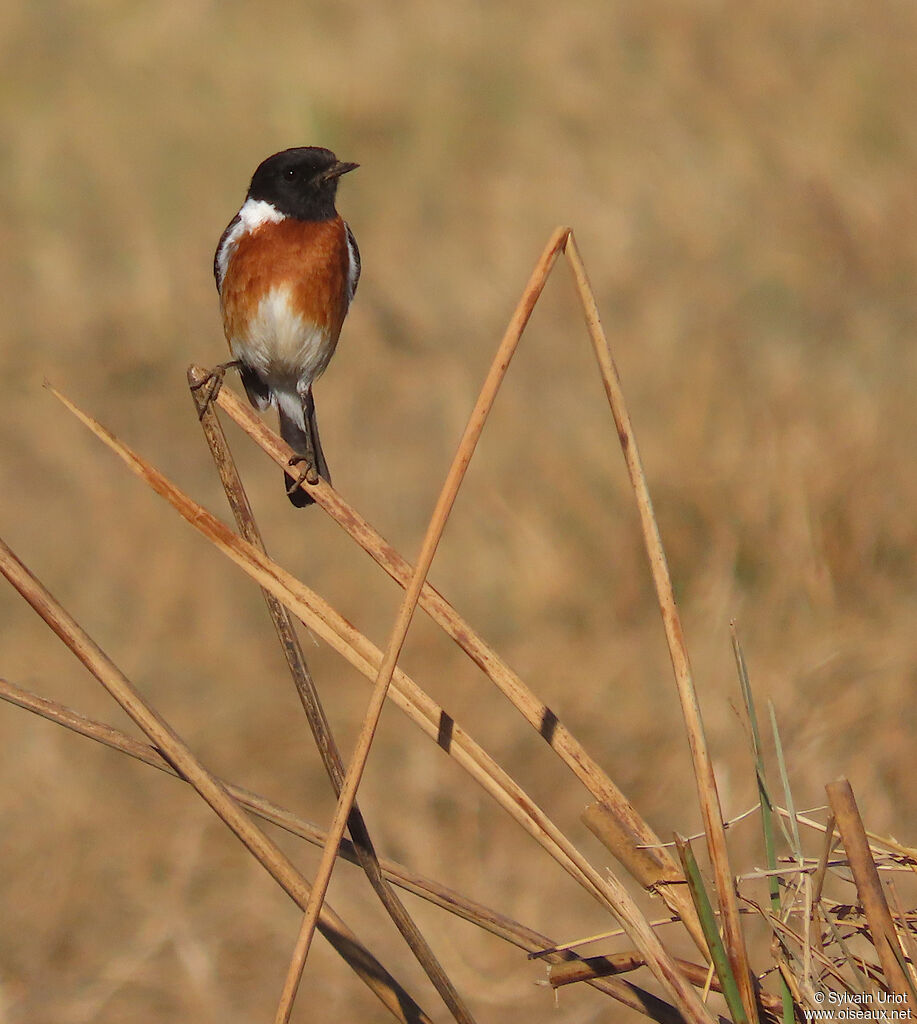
[885,881,917,991]
[564,233,759,1024]
[549,952,784,1020]
[741,860,913,882]
[775,963,804,1013]
[527,915,686,959]
[0,678,702,1024]
[826,779,916,1010]
[550,960,731,1024]
[49,385,715,1024]
[273,227,573,1023]
[807,814,837,990]
[824,916,875,994]
[811,815,836,905]
[190,375,476,1024]
[774,807,917,864]
[0,538,433,1024]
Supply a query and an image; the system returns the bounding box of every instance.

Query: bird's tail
[279,393,330,508]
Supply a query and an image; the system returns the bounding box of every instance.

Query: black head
[247,147,358,221]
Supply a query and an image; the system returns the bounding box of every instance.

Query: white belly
[230,284,333,385]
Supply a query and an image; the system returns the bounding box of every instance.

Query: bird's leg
[286,386,321,493]
[190,359,242,418]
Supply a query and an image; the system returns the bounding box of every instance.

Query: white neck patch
[216,198,286,291]
[238,197,286,232]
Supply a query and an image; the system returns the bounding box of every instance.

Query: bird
[211,146,360,506]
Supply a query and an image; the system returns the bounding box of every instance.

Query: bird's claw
[286,455,320,494]
[190,361,241,419]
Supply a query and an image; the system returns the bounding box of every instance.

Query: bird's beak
[320,160,359,183]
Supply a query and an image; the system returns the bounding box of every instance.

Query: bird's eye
[285,168,296,179]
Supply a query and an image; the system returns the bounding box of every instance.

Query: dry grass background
[1,1,916,1022]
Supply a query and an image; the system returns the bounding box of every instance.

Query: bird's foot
[190,360,242,419]
[286,454,320,495]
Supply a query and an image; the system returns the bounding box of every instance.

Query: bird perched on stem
[209,146,360,506]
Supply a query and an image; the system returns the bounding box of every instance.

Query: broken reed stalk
[190,376,476,1024]
[564,233,758,1024]
[582,802,706,954]
[0,538,433,1024]
[826,779,916,1011]
[48,385,714,1024]
[272,227,574,1023]
[549,952,784,1017]
[0,676,693,1024]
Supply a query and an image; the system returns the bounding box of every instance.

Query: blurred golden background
[1,1,915,1021]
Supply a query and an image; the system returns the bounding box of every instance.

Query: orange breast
[220,215,351,350]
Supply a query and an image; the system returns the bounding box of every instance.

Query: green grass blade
[769,702,803,866]
[675,834,749,1024]
[732,628,794,1024]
